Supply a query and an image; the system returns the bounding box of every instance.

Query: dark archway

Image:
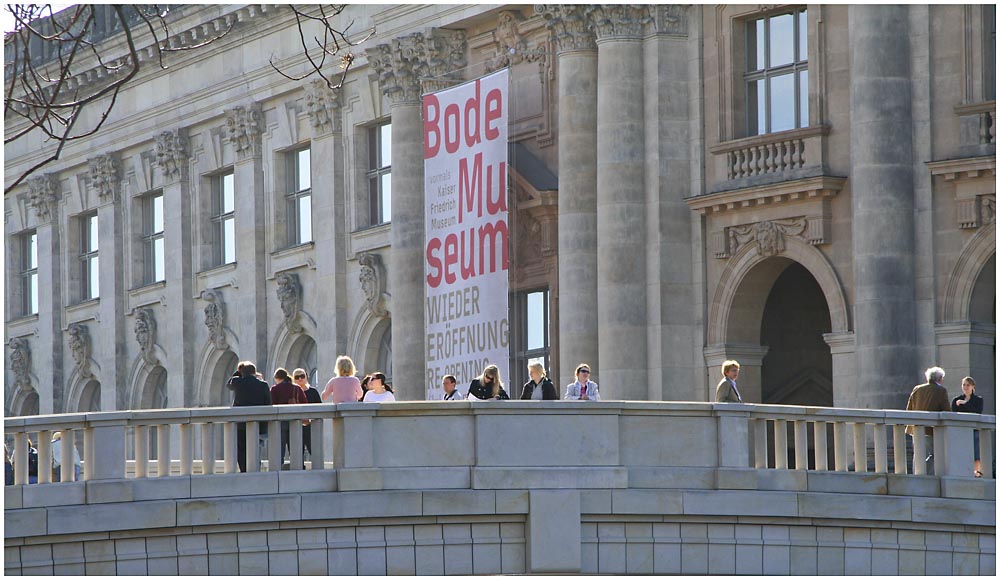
[285,335,318,388]
[969,253,996,414]
[79,380,101,412]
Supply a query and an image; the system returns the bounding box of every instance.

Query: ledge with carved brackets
[267,241,316,281]
[927,155,996,229]
[193,262,238,300]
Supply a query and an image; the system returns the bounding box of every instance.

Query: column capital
[304,79,343,135]
[154,129,188,183]
[535,4,596,53]
[367,28,467,105]
[224,103,263,161]
[87,153,121,203]
[585,5,653,42]
[26,172,60,223]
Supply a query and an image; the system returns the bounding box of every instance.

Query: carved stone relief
[535,5,596,52]
[8,337,32,392]
[485,10,545,72]
[719,218,809,258]
[367,29,468,103]
[134,308,158,365]
[155,129,188,180]
[225,104,263,160]
[982,194,996,226]
[87,154,120,202]
[67,323,93,378]
[585,5,654,40]
[359,252,389,318]
[304,78,343,133]
[276,272,302,332]
[201,289,229,350]
[27,173,59,222]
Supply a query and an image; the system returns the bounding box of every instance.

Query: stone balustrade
[708,125,830,182]
[955,100,997,147]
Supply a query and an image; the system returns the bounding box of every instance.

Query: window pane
[28,233,37,269]
[380,123,392,167]
[769,13,794,67]
[298,195,312,244]
[770,73,795,132]
[798,10,808,62]
[368,127,378,169]
[381,173,392,223]
[223,217,236,264]
[748,78,766,135]
[222,173,235,213]
[153,238,165,281]
[527,292,545,351]
[90,255,100,299]
[298,149,311,191]
[799,70,809,128]
[748,18,765,71]
[152,195,164,233]
[29,273,38,314]
[89,215,99,252]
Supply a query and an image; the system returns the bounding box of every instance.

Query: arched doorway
[377,325,392,384]
[207,351,240,407]
[21,390,39,416]
[78,380,101,412]
[760,263,833,406]
[285,335,319,388]
[140,366,168,460]
[969,253,996,413]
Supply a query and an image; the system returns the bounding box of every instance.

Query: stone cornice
[926,155,996,181]
[686,175,847,216]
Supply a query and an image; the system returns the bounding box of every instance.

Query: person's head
[234,361,244,378]
[925,366,945,385]
[722,360,740,381]
[962,376,976,396]
[443,374,457,394]
[273,367,290,383]
[336,355,356,378]
[481,364,503,396]
[239,361,257,378]
[292,368,309,390]
[51,431,62,442]
[361,375,371,390]
[528,362,546,384]
[575,363,591,382]
[369,371,391,392]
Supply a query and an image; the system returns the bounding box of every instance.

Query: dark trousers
[303,423,312,458]
[236,423,268,473]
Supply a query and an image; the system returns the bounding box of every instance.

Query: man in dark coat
[226,361,271,472]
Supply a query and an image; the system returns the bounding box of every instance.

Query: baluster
[223,421,237,474]
[833,422,847,471]
[13,432,28,485]
[179,423,193,476]
[980,429,993,479]
[200,423,215,475]
[873,424,887,473]
[893,425,907,475]
[310,418,324,470]
[135,426,149,478]
[727,152,736,180]
[157,424,171,477]
[37,430,52,484]
[814,421,828,470]
[739,149,748,177]
[774,419,788,469]
[980,112,990,144]
[797,139,806,167]
[762,143,772,173]
[268,420,282,471]
[290,420,304,470]
[912,427,927,476]
[84,427,95,481]
[246,421,259,472]
[61,430,76,482]
[794,420,808,470]
[754,419,768,468]
[756,145,765,175]
[989,111,995,144]
[852,423,867,473]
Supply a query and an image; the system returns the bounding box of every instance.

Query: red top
[270,381,308,405]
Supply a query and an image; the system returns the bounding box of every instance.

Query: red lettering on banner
[425,220,510,289]
[444,103,461,154]
[465,79,482,146]
[423,94,440,159]
[484,88,502,141]
[422,79,504,160]
[458,153,482,224]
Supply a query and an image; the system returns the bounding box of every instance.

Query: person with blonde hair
[467,364,509,400]
[51,431,82,481]
[715,360,742,403]
[520,362,557,400]
[321,355,363,403]
[564,363,600,400]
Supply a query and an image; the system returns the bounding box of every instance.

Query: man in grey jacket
[715,360,743,403]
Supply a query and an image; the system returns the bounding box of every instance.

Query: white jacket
[442,389,465,401]
[564,380,600,401]
[50,439,82,467]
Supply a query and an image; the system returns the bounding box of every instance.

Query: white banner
[423,70,510,400]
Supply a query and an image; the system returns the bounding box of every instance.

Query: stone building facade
[4,4,996,416]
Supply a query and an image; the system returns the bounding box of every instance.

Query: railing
[4,402,995,490]
[955,100,996,146]
[708,126,829,181]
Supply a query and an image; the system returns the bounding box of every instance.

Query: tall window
[510,290,550,388]
[745,8,808,135]
[143,193,165,284]
[212,171,236,266]
[79,212,99,300]
[20,231,38,316]
[986,4,996,101]
[368,122,392,225]
[286,147,312,245]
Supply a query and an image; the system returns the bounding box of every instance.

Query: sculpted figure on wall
[67,323,93,378]
[8,337,31,392]
[155,130,188,180]
[225,104,263,159]
[201,289,229,350]
[88,154,120,202]
[728,218,808,258]
[276,272,302,332]
[134,308,158,365]
[27,173,59,222]
[359,252,388,318]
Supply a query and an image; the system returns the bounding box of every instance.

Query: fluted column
[368,30,466,400]
[848,5,918,409]
[538,5,600,391]
[589,5,651,400]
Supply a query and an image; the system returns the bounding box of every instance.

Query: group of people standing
[4,431,81,485]
[441,362,600,401]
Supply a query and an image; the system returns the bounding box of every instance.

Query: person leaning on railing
[521,362,557,400]
[271,367,308,469]
[905,366,951,471]
[226,361,272,473]
[951,376,985,478]
[715,360,743,403]
[564,363,600,401]
[468,364,509,401]
[362,372,396,402]
[320,355,363,403]
[293,367,322,461]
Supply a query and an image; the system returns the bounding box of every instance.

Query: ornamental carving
[8,338,31,393]
[27,173,59,222]
[304,79,343,133]
[87,154,120,202]
[359,252,388,319]
[154,130,188,180]
[655,5,688,35]
[134,308,158,365]
[367,29,467,103]
[276,272,302,332]
[225,104,263,159]
[727,218,808,258]
[201,289,229,350]
[535,5,596,52]
[67,323,93,378]
[981,194,995,226]
[485,11,545,73]
[585,5,654,40]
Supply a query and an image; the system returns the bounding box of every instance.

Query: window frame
[142,192,165,284]
[743,7,809,136]
[367,121,392,226]
[509,289,551,390]
[210,171,236,266]
[285,146,313,246]
[79,211,99,301]
[20,230,39,316]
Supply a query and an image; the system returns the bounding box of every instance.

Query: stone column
[93,155,127,411]
[368,30,466,400]
[225,104,269,369]
[156,131,195,408]
[848,5,918,409]
[26,173,64,415]
[538,5,600,391]
[588,6,651,400]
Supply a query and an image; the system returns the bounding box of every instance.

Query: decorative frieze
[927,155,997,229]
[67,323,93,378]
[87,154,120,202]
[276,272,302,332]
[224,104,263,160]
[585,5,653,41]
[714,216,831,259]
[154,130,188,180]
[982,194,995,226]
[535,5,596,52]
[304,79,343,134]
[26,173,59,222]
[134,308,158,365]
[367,29,467,104]
[359,252,388,319]
[201,289,228,350]
[8,337,32,392]
[485,10,545,72]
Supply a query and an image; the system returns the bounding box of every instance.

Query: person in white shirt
[442,375,465,400]
[362,371,396,402]
[564,363,600,401]
[50,431,82,481]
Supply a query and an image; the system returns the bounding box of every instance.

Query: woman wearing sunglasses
[564,363,600,400]
[467,364,510,400]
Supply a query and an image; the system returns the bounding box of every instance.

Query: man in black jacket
[226,361,271,472]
